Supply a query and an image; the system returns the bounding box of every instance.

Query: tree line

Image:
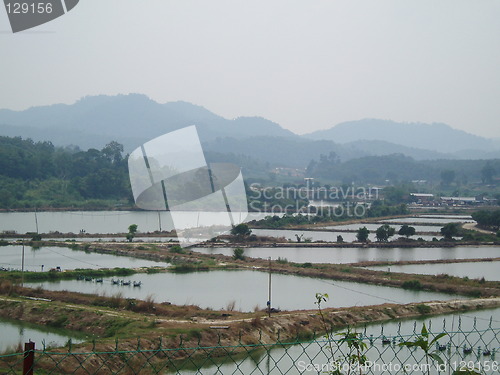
[0,136,131,208]
[306,152,500,186]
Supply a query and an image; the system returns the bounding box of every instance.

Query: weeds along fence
[0,318,498,375]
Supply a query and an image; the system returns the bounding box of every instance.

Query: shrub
[402,280,422,290]
[233,248,245,260]
[170,245,184,254]
[416,304,431,315]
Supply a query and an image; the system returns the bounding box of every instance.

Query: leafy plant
[399,323,447,375]
[232,247,245,260]
[126,224,138,242]
[315,293,368,375]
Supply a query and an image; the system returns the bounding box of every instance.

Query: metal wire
[0,324,498,374]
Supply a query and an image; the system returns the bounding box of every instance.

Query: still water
[0,245,169,272]
[365,261,500,281]
[0,211,264,235]
[177,308,500,375]
[382,217,475,224]
[0,317,86,353]
[25,270,461,312]
[192,246,500,264]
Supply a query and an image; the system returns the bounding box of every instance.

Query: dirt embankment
[1,288,499,372]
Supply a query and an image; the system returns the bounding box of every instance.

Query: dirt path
[463,222,495,234]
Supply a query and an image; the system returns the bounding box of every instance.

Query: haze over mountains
[0,94,498,167]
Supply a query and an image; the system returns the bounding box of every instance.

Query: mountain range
[0,94,499,167]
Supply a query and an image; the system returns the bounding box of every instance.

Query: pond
[177,307,500,375]
[25,270,461,312]
[192,246,500,265]
[419,215,473,220]
[0,211,264,235]
[365,261,500,281]
[0,317,87,353]
[382,217,475,224]
[0,245,169,272]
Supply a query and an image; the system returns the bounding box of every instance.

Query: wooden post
[23,341,35,375]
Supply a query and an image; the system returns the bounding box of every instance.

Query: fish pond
[25,269,463,312]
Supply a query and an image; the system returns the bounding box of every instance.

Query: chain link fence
[0,317,498,374]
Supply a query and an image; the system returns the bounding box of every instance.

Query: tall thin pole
[34,208,39,234]
[21,240,25,287]
[267,257,272,317]
[157,211,162,232]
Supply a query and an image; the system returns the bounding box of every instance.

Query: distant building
[410,193,434,204]
[441,196,478,206]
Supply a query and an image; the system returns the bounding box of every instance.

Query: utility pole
[267,257,272,317]
[157,211,162,232]
[21,240,25,287]
[34,207,39,234]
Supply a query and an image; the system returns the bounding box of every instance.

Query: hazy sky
[1,0,499,137]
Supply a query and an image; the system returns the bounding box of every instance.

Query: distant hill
[305,119,497,154]
[1,95,499,166]
[0,94,296,150]
[341,139,448,160]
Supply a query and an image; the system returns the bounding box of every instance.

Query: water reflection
[176,308,500,375]
[0,246,169,272]
[25,270,461,312]
[0,317,86,353]
[192,246,500,264]
[366,261,500,281]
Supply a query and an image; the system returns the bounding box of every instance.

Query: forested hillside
[1,134,499,210]
[0,137,130,208]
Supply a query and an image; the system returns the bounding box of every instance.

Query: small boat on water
[121,280,131,286]
[133,281,142,287]
[95,278,103,283]
[111,279,119,285]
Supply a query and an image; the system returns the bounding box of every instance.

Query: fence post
[23,341,35,375]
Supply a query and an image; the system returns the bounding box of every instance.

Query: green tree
[471,209,500,231]
[126,224,138,242]
[232,247,245,260]
[375,224,395,242]
[230,223,252,237]
[440,223,459,240]
[356,227,370,242]
[398,224,416,238]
